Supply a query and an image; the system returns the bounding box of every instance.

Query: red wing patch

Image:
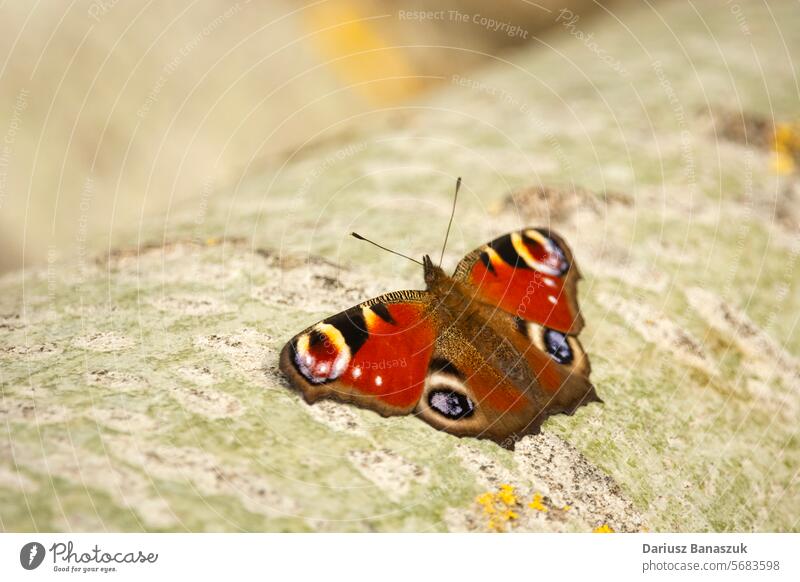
[455,229,584,334]
[465,365,530,413]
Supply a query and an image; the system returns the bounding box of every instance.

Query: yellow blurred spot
[772,151,795,175]
[593,524,615,533]
[205,237,221,246]
[775,122,800,152]
[562,505,571,511]
[304,3,422,105]
[772,122,800,174]
[487,198,505,216]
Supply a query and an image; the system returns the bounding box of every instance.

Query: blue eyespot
[543,328,573,365]
[428,390,474,420]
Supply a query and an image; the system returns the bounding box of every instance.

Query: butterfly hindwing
[416,328,542,444]
[413,300,597,445]
[453,228,584,334]
[279,291,437,415]
[506,312,598,416]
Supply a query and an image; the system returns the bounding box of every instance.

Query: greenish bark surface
[2,1,798,532]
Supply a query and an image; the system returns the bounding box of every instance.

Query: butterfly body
[279,229,599,447]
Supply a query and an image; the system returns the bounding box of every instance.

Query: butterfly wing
[414,301,598,447]
[279,291,437,416]
[452,228,584,334]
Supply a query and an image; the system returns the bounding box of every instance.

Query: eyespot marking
[522,229,569,276]
[428,390,475,420]
[291,324,352,384]
[543,328,573,365]
[511,230,569,277]
[308,329,327,348]
[323,307,368,355]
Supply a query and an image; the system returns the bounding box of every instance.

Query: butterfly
[279,179,600,447]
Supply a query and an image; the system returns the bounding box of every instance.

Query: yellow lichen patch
[497,484,517,505]
[474,485,562,531]
[593,524,615,533]
[528,493,548,512]
[475,484,521,532]
[475,492,496,508]
[501,508,519,521]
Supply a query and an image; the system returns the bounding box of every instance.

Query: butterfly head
[422,254,449,291]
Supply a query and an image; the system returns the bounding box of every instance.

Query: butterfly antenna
[438,176,461,267]
[351,232,424,266]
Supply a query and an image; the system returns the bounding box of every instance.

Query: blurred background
[0,0,607,273]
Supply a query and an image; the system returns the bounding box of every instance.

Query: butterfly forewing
[453,228,584,335]
[279,291,437,415]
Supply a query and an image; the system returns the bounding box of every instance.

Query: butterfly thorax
[423,254,493,318]
[422,253,524,366]
[423,255,474,314]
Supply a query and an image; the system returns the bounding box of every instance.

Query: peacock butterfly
[279,179,600,447]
